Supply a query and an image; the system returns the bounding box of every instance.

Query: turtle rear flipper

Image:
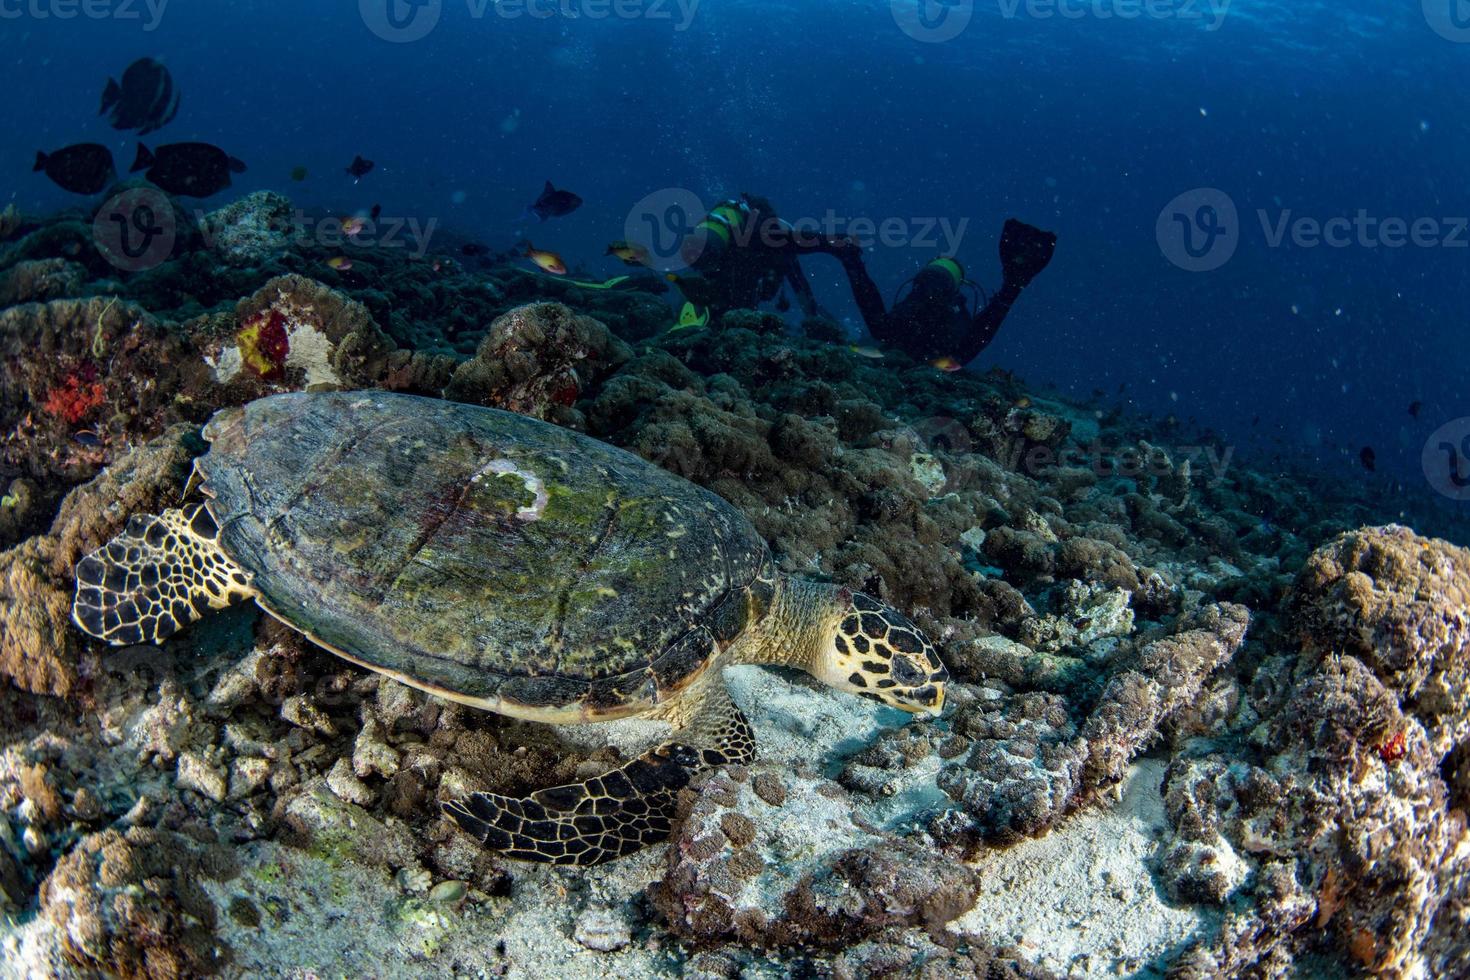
[444,683,754,865]
[73,503,255,646]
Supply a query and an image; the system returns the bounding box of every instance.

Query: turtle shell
[199,391,775,720]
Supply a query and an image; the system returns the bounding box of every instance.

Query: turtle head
[817,587,948,716]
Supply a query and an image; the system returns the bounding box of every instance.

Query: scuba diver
[831,218,1057,365]
[670,195,1056,365]
[669,194,848,319]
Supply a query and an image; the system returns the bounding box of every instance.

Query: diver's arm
[833,248,890,337]
[957,281,1023,362]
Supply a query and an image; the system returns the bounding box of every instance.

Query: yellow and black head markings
[70,391,949,866]
[826,590,949,715]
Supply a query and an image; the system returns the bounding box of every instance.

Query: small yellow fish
[342,216,367,236]
[327,256,353,271]
[1014,396,1032,409]
[668,302,709,332]
[605,240,650,266]
[526,244,566,275]
[849,345,884,359]
[931,356,963,373]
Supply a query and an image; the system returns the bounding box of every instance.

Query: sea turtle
[72,391,948,865]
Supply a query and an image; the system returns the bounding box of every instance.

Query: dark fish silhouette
[1359,446,1377,472]
[461,243,489,256]
[290,166,308,182]
[370,203,382,222]
[132,142,246,198]
[346,155,374,182]
[526,180,582,221]
[1409,400,1422,419]
[100,58,179,135]
[34,144,116,195]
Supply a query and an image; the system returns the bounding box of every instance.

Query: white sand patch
[956,758,1210,977]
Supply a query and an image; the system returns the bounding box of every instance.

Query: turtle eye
[890,653,925,687]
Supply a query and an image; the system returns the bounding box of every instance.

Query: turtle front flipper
[444,681,754,865]
[73,504,256,646]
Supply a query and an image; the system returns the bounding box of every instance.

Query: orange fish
[327,256,353,271]
[931,356,963,373]
[525,243,566,275]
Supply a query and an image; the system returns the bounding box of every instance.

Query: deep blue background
[4,0,1468,516]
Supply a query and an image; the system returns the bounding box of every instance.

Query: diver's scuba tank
[891,256,980,323]
[680,200,752,268]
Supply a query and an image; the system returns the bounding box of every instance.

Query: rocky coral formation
[652,764,979,947]
[444,301,630,423]
[199,191,295,268]
[0,191,1466,978]
[40,826,238,979]
[1161,528,1470,978]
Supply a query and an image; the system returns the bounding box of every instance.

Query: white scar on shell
[473,459,548,521]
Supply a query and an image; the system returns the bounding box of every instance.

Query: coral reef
[0,192,1465,978]
[444,301,630,424]
[199,191,295,268]
[652,764,979,947]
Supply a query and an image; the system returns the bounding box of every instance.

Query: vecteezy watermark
[911,414,1237,486]
[359,0,699,41]
[1424,418,1470,502]
[94,188,176,273]
[195,209,440,259]
[891,0,974,43]
[359,0,441,42]
[1423,0,1470,42]
[623,187,707,273]
[995,0,1230,29]
[624,186,971,274]
[1156,187,1239,272]
[0,0,167,30]
[1158,189,1470,271]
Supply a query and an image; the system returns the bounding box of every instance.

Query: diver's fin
[998,218,1057,290]
[73,504,255,646]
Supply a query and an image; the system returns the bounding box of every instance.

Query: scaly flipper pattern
[73,503,255,646]
[444,681,754,864]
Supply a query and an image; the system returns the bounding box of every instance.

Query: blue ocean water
[5,0,1468,520]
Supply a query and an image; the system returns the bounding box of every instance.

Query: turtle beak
[894,683,944,716]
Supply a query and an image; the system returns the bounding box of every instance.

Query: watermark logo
[93,188,175,272]
[360,0,442,42]
[1424,0,1470,42]
[1156,187,1238,272]
[1158,190,1470,270]
[995,0,1231,30]
[0,0,169,31]
[892,0,974,42]
[1423,418,1470,501]
[360,0,699,40]
[624,187,706,273]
